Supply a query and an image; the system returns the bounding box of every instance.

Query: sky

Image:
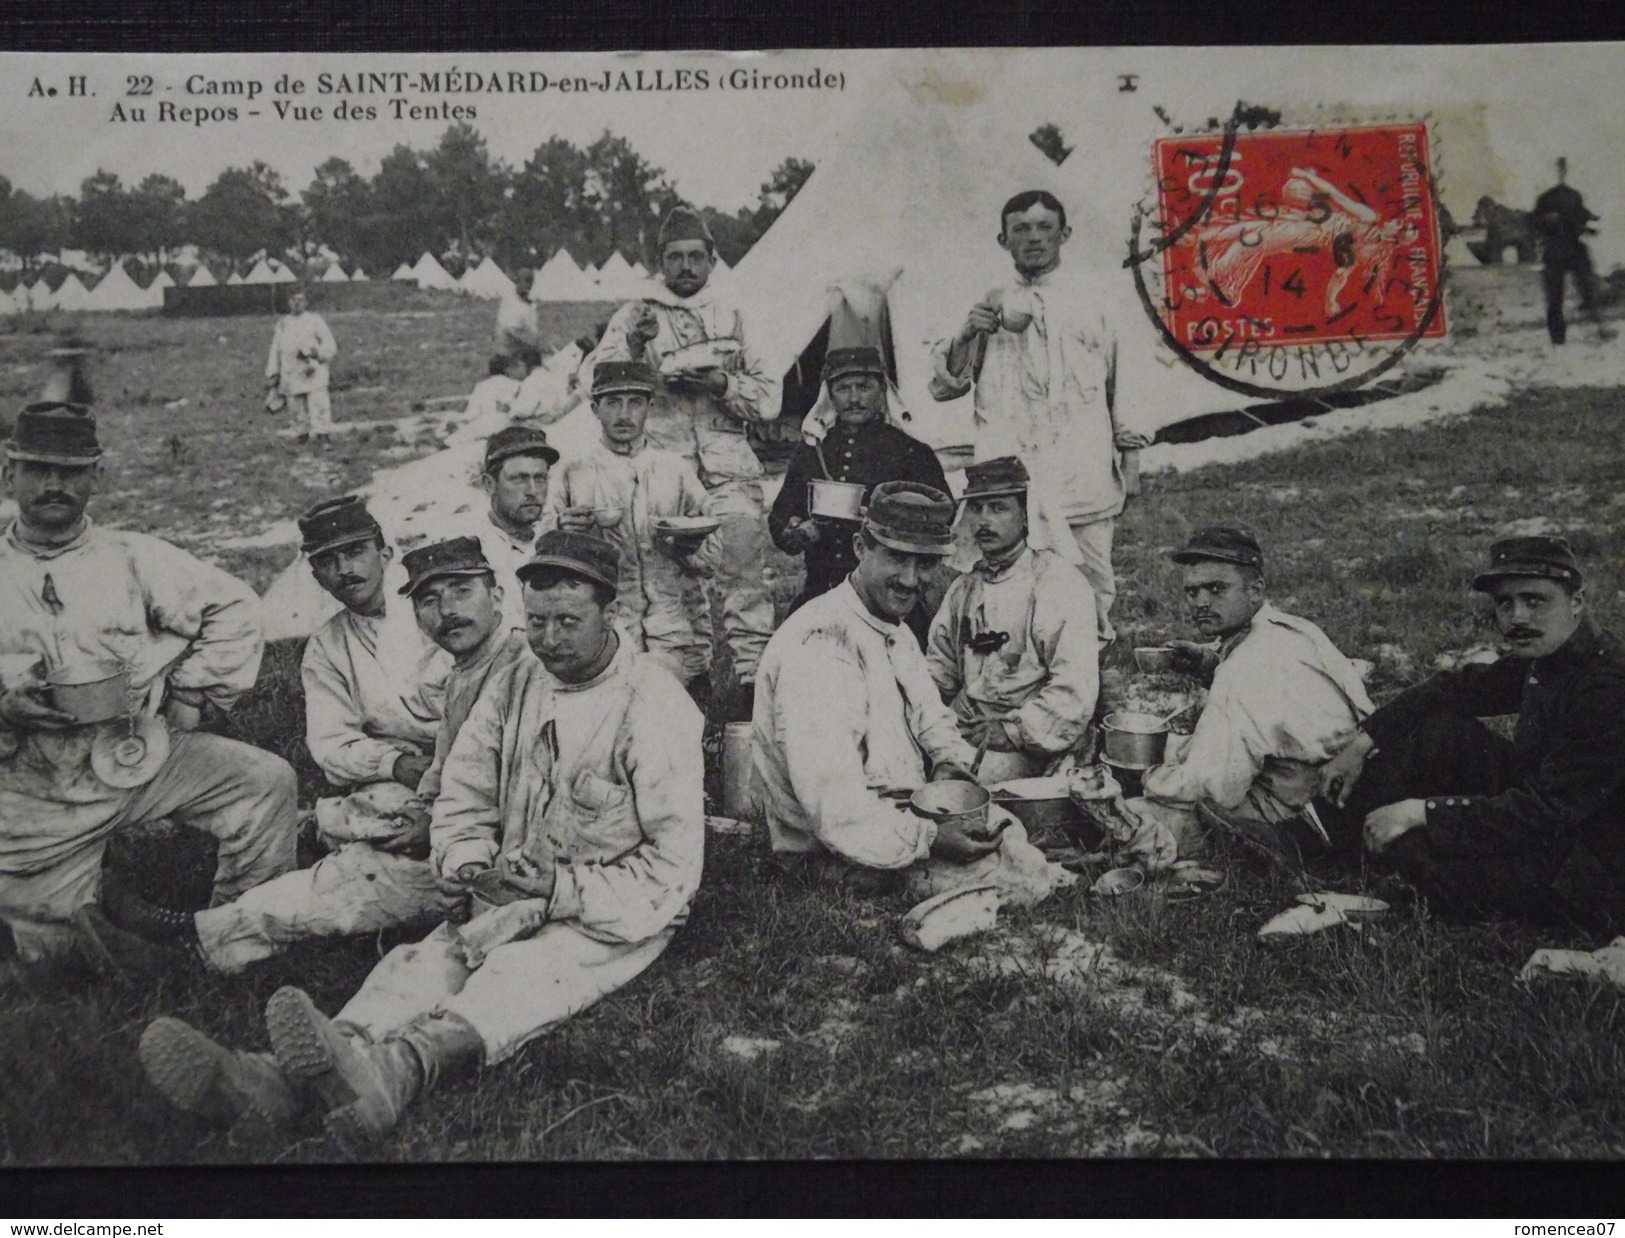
[1,45,1621,256]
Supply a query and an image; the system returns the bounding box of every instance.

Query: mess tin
[808,479,866,521]
[910,779,992,836]
[991,775,1104,848]
[468,867,531,915]
[1100,710,1170,769]
[48,666,134,725]
[1133,646,1178,673]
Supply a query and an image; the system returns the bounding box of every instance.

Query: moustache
[35,493,74,504]
[438,619,473,637]
[1507,627,1544,640]
[337,576,366,589]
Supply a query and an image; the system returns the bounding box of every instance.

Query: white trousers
[0,732,297,964]
[336,920,676,1064]
[291,389,333,435]
[193,844,457,974]
[1068,516,1117,644]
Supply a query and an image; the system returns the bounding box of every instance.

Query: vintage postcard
[0,45,1622,1169]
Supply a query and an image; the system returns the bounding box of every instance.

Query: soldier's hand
[931,760,979,785]
[1320,733,1375,808]
[959,303,1001,341]
[0,684,78,732]
[500,853,556,900]
[392,750,433,790]
[628,305,660,345]
[559,507,598,533]
[785,517,821,549]
[691,366,729,397]
[1362,799,1426,855]
[931,816,1004,863]
[1165,640,1218,678]
[1121,448,1143,499]
[161,698,203,732]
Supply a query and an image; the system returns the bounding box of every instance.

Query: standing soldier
[1532,158,1614,346]
[266,285,339,439]
[586,205,780,712]
[930,190,1152,647]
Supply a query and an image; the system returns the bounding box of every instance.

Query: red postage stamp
[1152,123,1447,354]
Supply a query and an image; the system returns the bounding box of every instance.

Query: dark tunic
[1351,622,1625,925]
[770,419,949,593]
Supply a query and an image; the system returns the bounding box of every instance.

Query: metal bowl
[48,668,133,724]
[910,779,992,835]
[467,868,529,915]
[808,479,866,520]
[1092,867,1146,898]
[1100,710,1169,769]
[1133,646,1177,673]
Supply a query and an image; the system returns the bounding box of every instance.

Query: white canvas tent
[595,252,648,298]
[459,256,516,300]
[53,272,93,311]
[21,279,56,310]
[411,252,460,292]
[351,267,369,282]
[390,262,416,283]
[85,263,152,311]
[319,262,350,283]
[185,265,216,288]
[530,248,605,301]
[151,269,175,291]
[225,270,245,286]
[244,258,295,285]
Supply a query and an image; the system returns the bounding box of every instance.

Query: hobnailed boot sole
[264,986,362,1115]
[139,1017,300,1129]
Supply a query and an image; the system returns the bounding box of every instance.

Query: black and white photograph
[1,43,1624,1173]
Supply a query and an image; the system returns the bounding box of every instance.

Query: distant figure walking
[266,285,338,437]
[1532,158,1612,345]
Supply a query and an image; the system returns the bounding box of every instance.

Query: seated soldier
[927,456,1099,782]
[298,496,451,840]
[1324,536,1625,927]
[451,425,560,631]
[541,360,716,697]
[461,349,535,429]
[130,539,531,1000]
[137,531,704,1145]
[0,402,296,976]
[769,346,950,646]
[1136,526,1374,866]
[751,482,996,882]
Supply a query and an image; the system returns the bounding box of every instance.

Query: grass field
[2,300,1624,1166]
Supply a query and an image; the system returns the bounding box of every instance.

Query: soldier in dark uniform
[769,346,949,646]
[1321,536,1625,928]
[1532,158,1613,345]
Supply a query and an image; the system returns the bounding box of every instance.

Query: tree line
[0,124,815,279]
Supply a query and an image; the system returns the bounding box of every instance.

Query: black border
[4,0,1625,1219]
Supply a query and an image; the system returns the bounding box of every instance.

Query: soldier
[927,456,1100,782]
[0,402,296,974]
[452,425,560,631]
[265,286,338,439]
[542,360,716,694]
[1325,536,1625,926]
[586,205,780,712]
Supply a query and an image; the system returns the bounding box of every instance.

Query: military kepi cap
[1171,525,1264,571]
[961,455,1030,501]
[1472,535,1583,591]
[299,494,382,557]
[822,346,887,385]
[398,536,493,597]
[863,481,956,556]
[6,402,102,465]
[483,424,559,473]
[517,528,621,597]
[591,360,658,398]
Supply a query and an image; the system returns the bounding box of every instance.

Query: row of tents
[389,248,732,303]
[2,256,372,314]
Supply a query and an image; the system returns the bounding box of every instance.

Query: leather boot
[324,1011,485,1152]
[265,986,419,1143]
[71,904,185,982]
[1197,800,1326,874]
[139,1016,302,1129]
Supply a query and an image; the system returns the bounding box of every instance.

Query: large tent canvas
[319,262,350,283]
[531,248,604,301]
[595,252,648,298]
[411,252,460,291]
[85,263,152,311]
[459,256,516,300]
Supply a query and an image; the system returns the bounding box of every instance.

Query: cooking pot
[910,779,992,835]
[49,667,134,725]
[1100,710,1169,769]
[991,775,1103,847]
[1133,646,1178,673]
[808,479,866,521]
